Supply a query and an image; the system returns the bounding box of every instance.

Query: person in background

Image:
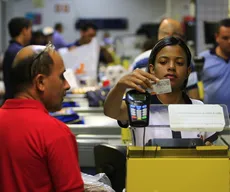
[53,22,69,49]
[2,17,32,100]
[101,31,114,47]
[0,42,84,192]
[199,18,230,114]
[71,23,114,64]
[104,36,217,146]
[142,38,157,52]
[73,23,97,46]
[131,18,200,100]
[42,26,54,44]
[30,30,45,45]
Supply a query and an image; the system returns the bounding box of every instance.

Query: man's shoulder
[134,50,152,62]
[0,107,68,135]
[22,108,67,130]
[131,50,152,70]
[53,31,62,39]
[4,44,22,57]
[199,50,211,58]
[31,111,71,139]
[38,112,67,129]
[26,111,73,145]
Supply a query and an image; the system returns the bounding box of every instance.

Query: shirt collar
[75,40,81,46]
[1,99,48,113]
[9,40,23,46]
[210,47,230,63]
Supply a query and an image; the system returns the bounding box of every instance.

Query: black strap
[204,132,218,143]
[172,131,182,138]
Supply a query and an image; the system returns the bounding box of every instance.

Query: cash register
[125,90,205,148]
[125,102,229,192]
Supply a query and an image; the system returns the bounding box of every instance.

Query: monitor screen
[136,23,160,39]
[75,18,128,30]
[184,21,196,42]
[204,21,218,44]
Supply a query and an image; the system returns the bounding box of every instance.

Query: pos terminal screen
[128,94,146,101]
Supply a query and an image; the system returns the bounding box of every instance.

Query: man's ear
[215,32,219,44]
[34,74,46,92]
[149,64,155,74]
[21,27,28,36]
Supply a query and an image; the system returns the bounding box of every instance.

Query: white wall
[171,0,191,20]
[3,0,166,45]
[3,0,193,48]
[2,0,194,51]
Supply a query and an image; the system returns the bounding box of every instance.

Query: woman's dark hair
[148,36,191,89]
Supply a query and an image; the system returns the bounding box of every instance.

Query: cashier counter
[69,116,122,168]
[64,95,230,192]
[64,93,123,169]
[125,105,230,192]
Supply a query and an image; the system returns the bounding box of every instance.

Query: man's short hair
[8,17,32,38]
[217,18,230,33]
[143,38,157,51]
[79,22,98,32]
[11,47,54,94]
[54,23,63,31]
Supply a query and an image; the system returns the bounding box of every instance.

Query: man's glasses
[31,41,55,64]
[30,42,55,78]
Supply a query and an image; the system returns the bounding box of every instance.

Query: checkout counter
[124,104,230,192]
[61,92,230,192]
[62,93,123,169]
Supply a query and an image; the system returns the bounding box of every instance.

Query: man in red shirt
[0,42,84,191]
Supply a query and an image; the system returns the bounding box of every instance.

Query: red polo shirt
[0,99,84,192]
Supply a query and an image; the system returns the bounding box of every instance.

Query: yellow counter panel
[126,146,229,192]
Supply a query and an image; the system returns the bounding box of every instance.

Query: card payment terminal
[125,90,151,127]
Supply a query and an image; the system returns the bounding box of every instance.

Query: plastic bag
[81,172,115,192]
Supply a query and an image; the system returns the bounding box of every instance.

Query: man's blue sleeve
[133,58,149,70]
[186,61,198,90]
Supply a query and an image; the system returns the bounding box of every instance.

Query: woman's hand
[117,68,159,92]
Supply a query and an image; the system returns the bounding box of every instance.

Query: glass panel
[130,104,229,148]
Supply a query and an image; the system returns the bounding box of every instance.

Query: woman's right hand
[117,69,159,93]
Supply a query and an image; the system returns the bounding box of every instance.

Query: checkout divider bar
[71,107,104,113]
[68,124,121,135]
